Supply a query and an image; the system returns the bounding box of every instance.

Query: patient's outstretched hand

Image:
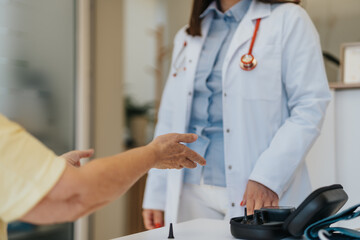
[147,133,206,169]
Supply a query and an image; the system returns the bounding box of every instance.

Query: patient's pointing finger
[176,133,198,143]
[182,159,197,169]
[185,148,206,166]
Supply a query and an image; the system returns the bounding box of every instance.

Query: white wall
[334,89,360,228]
[123,0,192,105]
[306,89,360,228]
[306,92,337,190]
[303,0,360,59]
[123,0,158,105]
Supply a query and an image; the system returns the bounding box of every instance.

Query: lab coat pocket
[240,45,282,101]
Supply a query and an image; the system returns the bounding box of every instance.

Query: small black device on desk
[230,184,348,240]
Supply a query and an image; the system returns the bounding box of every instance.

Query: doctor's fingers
[254,200,264,212]
[263,200,272,208]
[271,198,279,207]
[246,199,255,215]
[153,210,164,227]
[142,210,156,230]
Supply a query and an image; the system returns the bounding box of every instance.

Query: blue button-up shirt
[184,0,251,187]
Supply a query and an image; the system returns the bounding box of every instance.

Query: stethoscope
[239,18,261,71]
[172,18,262,77]
[172,41,188,77]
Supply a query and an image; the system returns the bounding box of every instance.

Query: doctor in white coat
[143,0,331,229]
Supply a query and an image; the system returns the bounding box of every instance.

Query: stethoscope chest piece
[240,54,257,71]
[239,18,261,71]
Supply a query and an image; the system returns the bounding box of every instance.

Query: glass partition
[0,0,76,239]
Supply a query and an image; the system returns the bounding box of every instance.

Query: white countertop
[112,218,233,240]
[112,218,304,240]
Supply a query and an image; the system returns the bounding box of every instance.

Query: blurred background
[0,0,359,239]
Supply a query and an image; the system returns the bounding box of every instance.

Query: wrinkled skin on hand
[148,133,206,169]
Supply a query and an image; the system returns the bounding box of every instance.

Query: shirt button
[231,203,235,207]
[226,129,230,133]
[228,165,232,170]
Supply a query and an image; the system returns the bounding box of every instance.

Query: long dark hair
[186,0,301,36]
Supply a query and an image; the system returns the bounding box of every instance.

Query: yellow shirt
[0,114,66,240]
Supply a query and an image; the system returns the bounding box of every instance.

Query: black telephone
[230,184,348,240]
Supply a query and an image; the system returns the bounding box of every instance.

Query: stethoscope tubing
[172,18,262,77]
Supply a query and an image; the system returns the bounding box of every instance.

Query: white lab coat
[143,1,331,224]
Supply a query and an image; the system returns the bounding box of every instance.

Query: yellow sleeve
[0,114,66,223]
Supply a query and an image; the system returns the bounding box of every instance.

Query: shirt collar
[200,0,252,22]
[229,0,252,22]
[200,1,218,19]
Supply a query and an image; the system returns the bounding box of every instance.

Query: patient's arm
[21,133,206,224]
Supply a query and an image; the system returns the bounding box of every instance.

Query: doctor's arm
[242,6,331,214]
[20,133,206,224]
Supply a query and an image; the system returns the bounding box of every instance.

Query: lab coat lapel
[223,1,271,71]
[183,13,213,126]
[185,12,213,91]
[169,15,213,223]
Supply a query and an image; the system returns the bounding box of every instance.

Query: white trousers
[177,183,229,223]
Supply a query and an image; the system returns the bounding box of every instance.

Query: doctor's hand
[241,180,279,215]
[142,209,164,230]
[61,149,94,167]
[147,133,206,169]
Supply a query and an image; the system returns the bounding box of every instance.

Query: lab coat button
[228,165,232,170]
[188,92,192,96]
[231,203,235,207]
[224,93,227,97]
[226,129,230,133]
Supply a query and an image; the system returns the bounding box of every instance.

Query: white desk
[112,219,233,240]
[112,218,303,240]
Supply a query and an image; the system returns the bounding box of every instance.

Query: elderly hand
[61,149,94,167]
[241,180,279,215]
[147,133,206,169]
